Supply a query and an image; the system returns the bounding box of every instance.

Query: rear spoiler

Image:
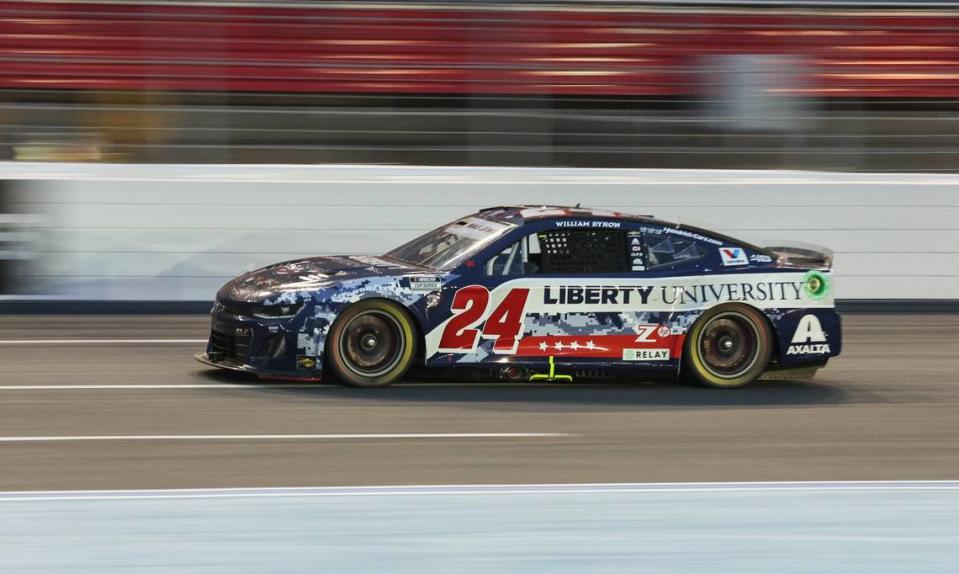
[763,242,833,270]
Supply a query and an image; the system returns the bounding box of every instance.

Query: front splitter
[193,353,323,382]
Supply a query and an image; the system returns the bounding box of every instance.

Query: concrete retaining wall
[2,163,956,301]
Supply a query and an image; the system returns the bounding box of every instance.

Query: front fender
[299,276,439,371]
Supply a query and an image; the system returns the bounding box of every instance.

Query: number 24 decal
[438,286,529,353]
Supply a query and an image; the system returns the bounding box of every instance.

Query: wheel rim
[698,312,761,379]
[339,310,405,378]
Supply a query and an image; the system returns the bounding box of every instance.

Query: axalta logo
[787,314,831,355]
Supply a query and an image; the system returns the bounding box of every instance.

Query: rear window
[644,233,706,269]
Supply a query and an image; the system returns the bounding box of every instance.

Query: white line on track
[0,481,957,502]
[0,382,560,390]
[0,433,570,443]
[0,384,314,390]
[0,339,206,345]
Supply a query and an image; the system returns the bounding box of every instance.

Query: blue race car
[196,206,840,388]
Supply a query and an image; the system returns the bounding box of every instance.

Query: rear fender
[771,308,842,366]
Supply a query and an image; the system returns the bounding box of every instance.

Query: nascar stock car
[196,206,840,388]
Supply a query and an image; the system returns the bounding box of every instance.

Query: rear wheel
[683,305,773,388]
[327,300,417,388]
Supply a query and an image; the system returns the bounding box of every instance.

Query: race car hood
[218,255,421,302]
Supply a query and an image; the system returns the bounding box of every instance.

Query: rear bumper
[760,360,827,381]
[774,307,842,367]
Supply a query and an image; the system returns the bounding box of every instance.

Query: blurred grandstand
[1,0,959,169]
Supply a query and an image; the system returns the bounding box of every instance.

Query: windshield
[385,216,514,270]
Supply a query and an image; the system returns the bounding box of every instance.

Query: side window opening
[485,233,540,276]
[485,227,629,276]
[485,236,528,276]
[527,233,542,274]
[539,229,627,274]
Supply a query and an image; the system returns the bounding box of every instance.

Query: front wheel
[683,305,773,388]
[326,300,417,388]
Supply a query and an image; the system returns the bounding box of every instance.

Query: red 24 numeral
[437,285,490,352]
[438,286,529,354]
[482,288,529,353]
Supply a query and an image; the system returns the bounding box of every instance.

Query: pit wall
[1,163,956,302]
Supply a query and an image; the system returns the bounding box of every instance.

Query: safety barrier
[0,163,954,303]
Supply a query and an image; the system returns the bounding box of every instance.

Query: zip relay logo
[719,247,749,266]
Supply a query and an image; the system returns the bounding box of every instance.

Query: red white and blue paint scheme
[196,206,841,388]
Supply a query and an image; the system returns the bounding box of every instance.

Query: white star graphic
[585,340,596,350]
[570,341,580,350]
[538,341,548,351]
[553,342,565,351]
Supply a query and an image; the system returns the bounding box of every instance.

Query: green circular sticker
[803,270,830,300]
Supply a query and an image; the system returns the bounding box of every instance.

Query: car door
[469,221,666,367]
[427,220,720,370]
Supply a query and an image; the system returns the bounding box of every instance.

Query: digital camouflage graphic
[197,206,841,387]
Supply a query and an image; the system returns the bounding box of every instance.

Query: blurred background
[2,0,959,169]
[1,0,958,302]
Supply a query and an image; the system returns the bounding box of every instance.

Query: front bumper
[197,301,327,380]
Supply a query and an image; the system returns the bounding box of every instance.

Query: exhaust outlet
[500,366,527,382]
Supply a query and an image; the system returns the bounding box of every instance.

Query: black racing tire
[326,299,417,388]
[683,304,773,388]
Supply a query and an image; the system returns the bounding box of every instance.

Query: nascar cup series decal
[409,276,444,291]
[426,272,833,358]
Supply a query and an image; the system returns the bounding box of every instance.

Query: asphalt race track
[0,314,957,491]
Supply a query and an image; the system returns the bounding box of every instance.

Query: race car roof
[478,205,654,224]
[477,205,774,256]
